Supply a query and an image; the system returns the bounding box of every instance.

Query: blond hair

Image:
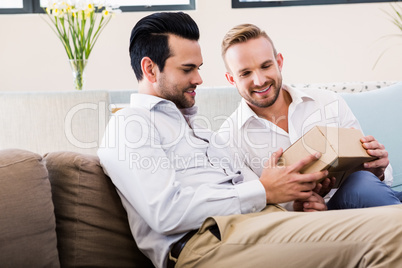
[221,24,277,68]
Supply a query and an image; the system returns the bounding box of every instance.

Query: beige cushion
[45,151,154,267]
[0,149,59,267]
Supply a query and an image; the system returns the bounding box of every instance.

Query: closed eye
[182,64,202,73]
[240,71,251,77]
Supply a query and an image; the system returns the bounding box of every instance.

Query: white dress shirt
[217,85,393,209]
[98,93,266,268]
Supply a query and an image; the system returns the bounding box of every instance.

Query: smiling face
[154,34,203,109]
[224,36,284,111]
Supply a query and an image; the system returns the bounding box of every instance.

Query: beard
[158,75,196,109]
[244,78,282,109]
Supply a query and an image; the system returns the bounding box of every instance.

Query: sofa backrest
[0,90,111,156]
[196,86,242,131]
[341,82,402,191]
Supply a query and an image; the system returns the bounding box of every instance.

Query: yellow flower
[53,8,61,16]
[102,9,109,17]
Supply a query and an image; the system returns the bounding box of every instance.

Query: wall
[0,0,401,91]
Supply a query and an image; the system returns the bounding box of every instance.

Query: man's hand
[313,177,336,197]
[361,135,389,180]
[293,192,327,212]
[259,148,329,204]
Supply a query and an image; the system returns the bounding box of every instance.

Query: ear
[225,72,236,86]
[141,57,157,83]
[276,53,284,72]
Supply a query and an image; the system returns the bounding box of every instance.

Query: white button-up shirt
[98,93,266,268]
[217,85,393,209]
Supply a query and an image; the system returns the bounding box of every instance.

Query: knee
[342,171,382,189]
[337,171,386,200]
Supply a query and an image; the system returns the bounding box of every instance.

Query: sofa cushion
[45,151,154,268]
[0,149,59,267]
[341,82,402,191]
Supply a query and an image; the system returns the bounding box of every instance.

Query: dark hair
[129,12,200,81]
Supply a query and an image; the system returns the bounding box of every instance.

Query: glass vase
[69,59,87,90]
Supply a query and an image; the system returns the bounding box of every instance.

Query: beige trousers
[174,204,402,268]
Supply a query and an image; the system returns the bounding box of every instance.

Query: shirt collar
[237,84,315,130]
[130,92,199,115]
[130,93,171,110]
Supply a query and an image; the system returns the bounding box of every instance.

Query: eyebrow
[182,63,203,68]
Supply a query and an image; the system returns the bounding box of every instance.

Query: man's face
[155,34,203,109]
[224,37,284,110]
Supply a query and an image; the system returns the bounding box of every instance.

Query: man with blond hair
[218,23,402,211]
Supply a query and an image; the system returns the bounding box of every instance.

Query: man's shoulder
[290,85,342,104]
[292,85,339,97]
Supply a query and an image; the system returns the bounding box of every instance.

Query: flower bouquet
[44,0,121,90]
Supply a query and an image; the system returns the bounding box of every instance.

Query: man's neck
[253,88,292,133]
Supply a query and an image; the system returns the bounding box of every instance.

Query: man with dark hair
[128,12,200,82]
[99,12,402,268]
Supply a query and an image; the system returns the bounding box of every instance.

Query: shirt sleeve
[98,108,266,236]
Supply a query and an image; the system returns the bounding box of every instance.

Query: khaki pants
[175,204,402,268]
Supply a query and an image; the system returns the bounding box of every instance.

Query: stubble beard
[247,79,282,109]
[158,76,196,109]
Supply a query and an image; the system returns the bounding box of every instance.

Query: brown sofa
[0,149,154,267]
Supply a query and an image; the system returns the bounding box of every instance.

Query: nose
[193,70,203,85]
[253,71,266,87]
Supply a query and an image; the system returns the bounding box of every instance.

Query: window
[232,0,401,8]
[108,0,195,12]
[0,0,35,14]
[0,0,195,14]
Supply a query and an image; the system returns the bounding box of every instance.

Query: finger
[289,152,321,173]
[361,135,375,143]
[313,182,323,194]
[303,202,327,212]
[363,141,384,151]
[295,191,314,201]
[315,178,331,197]
[265,148,284,168]
[364,161,388,170]
[303,194,327,211]
[303,201,322,211]
[298,170,329,184]
[320,178,330,190]
[366,148,387,159]
[329,177,336,189]
[364,157,389,169]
